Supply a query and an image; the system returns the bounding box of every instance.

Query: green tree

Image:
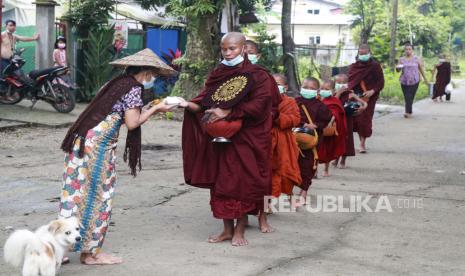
[346,0,386,44]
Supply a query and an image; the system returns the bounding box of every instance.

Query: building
[264,0,357,65]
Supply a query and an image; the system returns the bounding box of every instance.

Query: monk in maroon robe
[295,77,332,205]
[348,44,384,153]
[318,80,347,177]
[333,74,367,169]
[432,55,451,102]
[180,32,277,246]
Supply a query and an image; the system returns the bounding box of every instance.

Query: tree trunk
[281,0,300,94]
[173,13,219,100]
[388,0,398,70]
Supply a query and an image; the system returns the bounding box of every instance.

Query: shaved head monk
[348,44,384,153]
[179,32,279,246]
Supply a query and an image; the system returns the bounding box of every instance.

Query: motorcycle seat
[29,66,64,80]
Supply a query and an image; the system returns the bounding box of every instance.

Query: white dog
[4,217,81,276]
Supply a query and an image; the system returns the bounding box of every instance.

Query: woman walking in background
[432,54,452,102]
[397,43,428,118]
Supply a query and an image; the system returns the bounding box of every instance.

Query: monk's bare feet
[208,231,233,243]
[80,253,123,265]
[208,219,234,243]
[258,211,274,233]
[293,190,308,208]
[359,136,367,153]
[332,159,339,167]
[339,163,347,169]
[232,216,248,246]
[61,257,70,265]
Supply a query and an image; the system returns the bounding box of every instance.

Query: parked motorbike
[0,48,75,113]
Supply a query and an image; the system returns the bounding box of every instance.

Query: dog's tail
[4,229,39,267]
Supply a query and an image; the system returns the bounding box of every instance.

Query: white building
[264,0,357,65]
[265,0,353,46]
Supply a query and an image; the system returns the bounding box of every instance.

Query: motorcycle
[0,48,75,113]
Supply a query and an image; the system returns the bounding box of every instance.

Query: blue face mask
[300,88,318,99]
[319,90,333,98]
[248,54,259,64]
[358,54,371,62]
[222,55,244,67]
[278,85,286,94]
[142,76,156,90]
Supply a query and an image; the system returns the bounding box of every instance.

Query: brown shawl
[61,74,143,176]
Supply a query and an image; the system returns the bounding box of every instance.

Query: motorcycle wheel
[51,83,75,113]
[0,84,23,104]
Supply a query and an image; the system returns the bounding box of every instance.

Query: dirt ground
[0,84,464,275]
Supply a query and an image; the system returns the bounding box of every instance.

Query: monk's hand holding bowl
[304,123,317,130]
[205,108,231,123]
[363,89,375,99]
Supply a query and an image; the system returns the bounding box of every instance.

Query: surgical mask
[6,29,13,34]
[248,54,259,64]
[58,43,66,49]
[221,55,244,67]
[300,88,318,99]
[142,76,156,90]
[335,83,348,90]
[278,85,286,94]
[319,90,333,98]
[358,54,371,62]
[439,59,446,63]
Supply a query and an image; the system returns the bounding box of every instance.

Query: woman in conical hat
[59,49,177,265]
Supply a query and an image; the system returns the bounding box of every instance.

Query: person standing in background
[431,54,452,102]
[1,19,39,73]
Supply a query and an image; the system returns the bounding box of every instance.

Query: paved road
[0,84,464,275]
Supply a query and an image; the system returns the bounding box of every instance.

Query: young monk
[333,74,367,169]
[271,73,302,200]
[180,32,279,246]
[295,77,332,205]
[349,44,384,153]
[317,80,347,177]
[244,40,261,65]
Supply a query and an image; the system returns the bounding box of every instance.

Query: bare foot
[208,231,233,243]
[80,253,123,265]
[339,164,347,169]
[231,216,249,246]
[258,212,274,233]
[231,234,249,246]
[322,171,330,177]
[332,159,339,167]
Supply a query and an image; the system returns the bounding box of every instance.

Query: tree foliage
[346,0,465,62]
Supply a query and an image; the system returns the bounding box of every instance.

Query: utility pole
[389,0,398,70]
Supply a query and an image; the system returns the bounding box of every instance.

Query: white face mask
[142,76,156,90]
[248,54,259,64]
[439,59,446,63]
[335,83,348,90]
[221,55,244,67]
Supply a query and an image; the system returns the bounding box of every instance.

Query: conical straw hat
[110,48,178,76]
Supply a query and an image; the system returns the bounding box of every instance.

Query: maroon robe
[318,96,347,162]
[182,59,278,219]
[295,97,332,191]
[348,59,384,138]
[339,90,356,157]
[432,62,451,99]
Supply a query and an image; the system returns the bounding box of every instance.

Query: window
[309,36,321,45]
[307,9,320,15]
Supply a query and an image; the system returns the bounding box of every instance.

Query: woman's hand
[154,101,177,113]
[205,108,231,123]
